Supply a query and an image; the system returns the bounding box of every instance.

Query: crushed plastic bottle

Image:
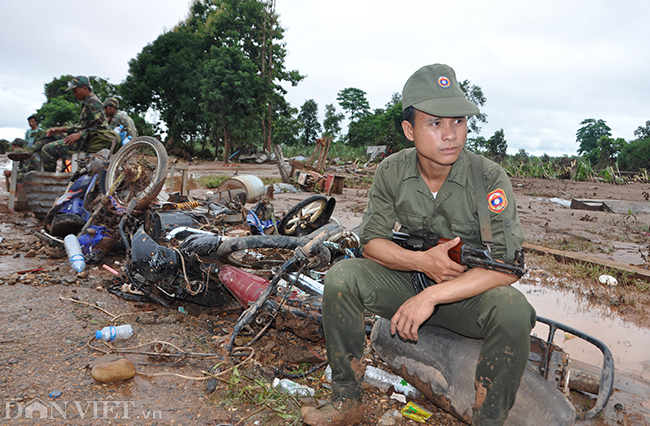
[95,325,133,341]
[272,378,315,396]
[324,365,422,399]
[121,135,132,145]
[64,234,86,273]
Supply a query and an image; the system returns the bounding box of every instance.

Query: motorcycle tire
[278,195,333,236]
[103,136,168,211]
[216,235,330,273]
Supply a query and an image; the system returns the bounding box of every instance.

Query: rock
[377,409,403,425]
[156,315,177,324]
[25,249,36,258]
[137,312,158,324]
[90,358,136,383]
[88,354,123,370]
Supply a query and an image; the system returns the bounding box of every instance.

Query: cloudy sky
[1,0,648,157]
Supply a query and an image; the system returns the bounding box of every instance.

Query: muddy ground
[1,154,650,425]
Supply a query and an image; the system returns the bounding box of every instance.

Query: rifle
[391,230,525,294]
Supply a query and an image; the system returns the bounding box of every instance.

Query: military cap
[103,97,119,109]
[11,138,26,148]
[402,64,479,117]
[66,75,92,92]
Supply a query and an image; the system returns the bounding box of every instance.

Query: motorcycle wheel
[216,235,330,275]
[278,195,331,236]
[103,136,168,211]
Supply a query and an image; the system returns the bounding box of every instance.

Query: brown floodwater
[515,281,650,424]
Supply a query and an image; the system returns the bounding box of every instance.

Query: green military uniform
[28,91,113,172]
[322,147,535,425]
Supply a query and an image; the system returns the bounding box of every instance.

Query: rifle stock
[391,230,525,294]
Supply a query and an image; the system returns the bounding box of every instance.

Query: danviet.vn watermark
[3,398,162,420]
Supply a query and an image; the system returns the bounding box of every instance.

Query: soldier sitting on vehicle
[9,76,118,172]
[103,97,138,141]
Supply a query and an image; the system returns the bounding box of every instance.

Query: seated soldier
[10,76,117,172]
[103,97,138,141]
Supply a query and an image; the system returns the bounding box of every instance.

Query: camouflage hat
[65,75,92,92]
[11,138,26,148]
[103,97,119,109]
[402,64,479,117]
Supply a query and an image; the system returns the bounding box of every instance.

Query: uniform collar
[404,147,471,189]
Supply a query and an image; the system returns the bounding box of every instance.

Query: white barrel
[216,175,266,204]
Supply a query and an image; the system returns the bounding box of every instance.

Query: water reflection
[515,282,650,381]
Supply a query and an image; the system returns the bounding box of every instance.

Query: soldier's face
[402,110,467,168]
[72,86,89,100]
[28,118,37,129]
[104,106,116,118]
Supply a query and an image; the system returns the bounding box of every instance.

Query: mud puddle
[515,281,650,424]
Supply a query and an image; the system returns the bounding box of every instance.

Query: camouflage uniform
[28,92,111,172]
[110,110,138,138]
[9,139,38,180]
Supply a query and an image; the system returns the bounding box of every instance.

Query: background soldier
[103,97,137,140]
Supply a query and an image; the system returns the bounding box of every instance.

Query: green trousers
[322,258,536,426]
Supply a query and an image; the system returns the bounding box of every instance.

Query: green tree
[466,136,487,153]
[595,136,626,168]
[576,118,612,165]
[459,79,488,134]
[272,105,300,146]
[298,99,321,145]
[336,88,371,122]
[122,30,206,149]
[323,104,344,140]
[618,138,650,171]
[202,45,265,161]
[485,129,508,161]
[634,120,650,140]
[184,0,302,153]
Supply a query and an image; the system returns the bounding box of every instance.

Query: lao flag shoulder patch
[487,189,508,213]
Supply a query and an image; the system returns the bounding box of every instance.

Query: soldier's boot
[7,151,32,161]
[300,397,364,426]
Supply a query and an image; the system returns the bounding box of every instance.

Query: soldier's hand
[421,237,466,283]
[47,127,63,137]
[390,291,436,341]
[64,132,82,146]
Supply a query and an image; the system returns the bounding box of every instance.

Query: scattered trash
[49,390,62,399]
[102,264,120,275]
[599,274,618,286]
[95,325,133,341]
[400,401,432,423]
[178,306,187,314]
[272,377,315,396]
[64,234,86,273]
[548,197,572,208]
[324,365,422,399]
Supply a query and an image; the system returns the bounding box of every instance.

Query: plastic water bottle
[113,124,124,137]
[95,325,133,341]
[272,378,315,396]
[324,365,422,399]
[64,234,86,273]
[121,135,132,145]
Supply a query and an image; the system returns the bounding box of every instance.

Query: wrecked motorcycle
[39,137,169,263]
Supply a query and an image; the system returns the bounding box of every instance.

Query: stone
[377,409,403,426]
[90,358,136,383]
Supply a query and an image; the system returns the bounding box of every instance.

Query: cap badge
[487,189,508,213]
[437,76,451,89]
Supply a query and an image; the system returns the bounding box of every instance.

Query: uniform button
[505,221,510,227]
[503,254,508,259]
